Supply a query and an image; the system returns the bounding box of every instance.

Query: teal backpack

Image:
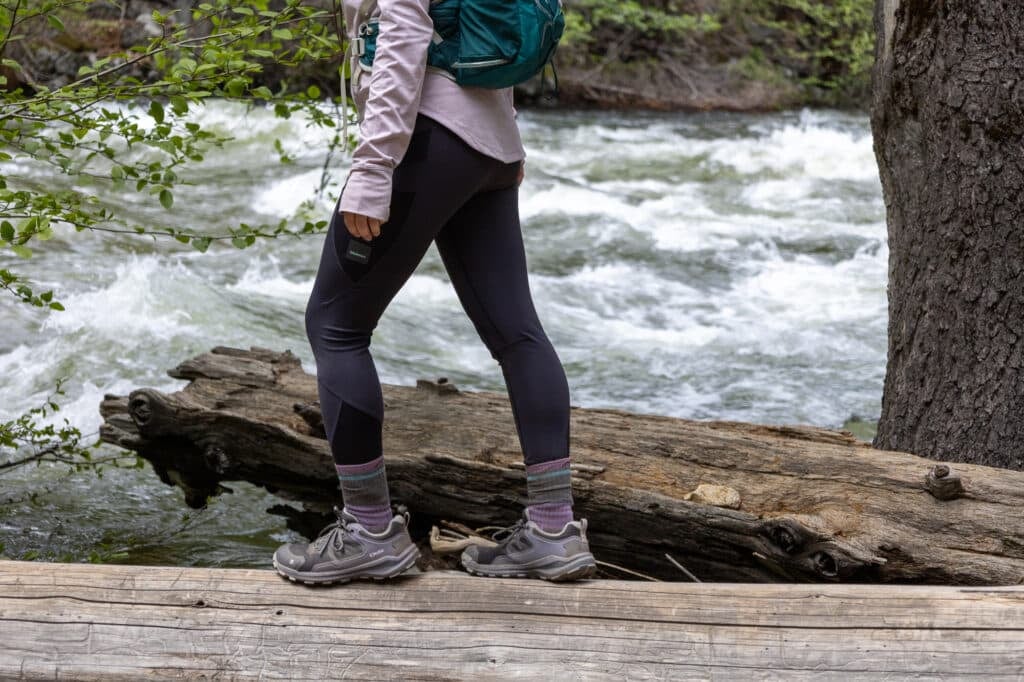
[352,0,565,89]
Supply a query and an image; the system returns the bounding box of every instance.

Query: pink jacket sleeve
[338,0,433,223]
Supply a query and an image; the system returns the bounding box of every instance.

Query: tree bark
[871,0,1024,468]
[99,347,1024,585]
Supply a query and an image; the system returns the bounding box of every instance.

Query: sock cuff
[526,457,571,476]
[336,454,385,477]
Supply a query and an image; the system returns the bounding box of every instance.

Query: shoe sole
[273,544,421,586]
[461,552,598,582]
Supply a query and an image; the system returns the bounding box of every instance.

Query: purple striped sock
[525,457,574,532]
[336,455,393,532]
[526,502,574,533]
[343,503,394,532]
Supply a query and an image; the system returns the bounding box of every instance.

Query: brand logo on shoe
[369,549,384,557]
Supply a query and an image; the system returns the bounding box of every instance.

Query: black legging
[305,113,571,468]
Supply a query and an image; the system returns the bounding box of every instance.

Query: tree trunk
[99,347,1024,585]
[871,0,1024,468]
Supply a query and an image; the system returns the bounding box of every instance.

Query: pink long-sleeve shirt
[338,0,527,223]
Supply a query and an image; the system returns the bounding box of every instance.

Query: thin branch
[665,553,702,582]
[596,559,661,581]
[0,0,23,64]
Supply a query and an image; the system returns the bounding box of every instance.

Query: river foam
[1,104,886,435]
[0,103,888,567]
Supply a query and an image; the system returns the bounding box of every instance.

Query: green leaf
[149,100,165,124]
[159,189,174,209]
[170,95,189,115]
[47,15,66,31]
[40,290,53,302]
[49,302,65,311]
[1,222,13,242]
[272,28,293,40]
[11,244,32,258]
[307,84,321,99]
[191,236,211,253]
[226,78,247,98]
[111,165,125,182]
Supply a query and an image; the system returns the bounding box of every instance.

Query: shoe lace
[489,516,528,545]
[310,505,356,554]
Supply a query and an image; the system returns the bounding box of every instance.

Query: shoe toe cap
[274,543,310,570]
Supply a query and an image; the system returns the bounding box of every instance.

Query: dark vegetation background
[6,0,874,110]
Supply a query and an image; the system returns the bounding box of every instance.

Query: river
[0,102,885,566]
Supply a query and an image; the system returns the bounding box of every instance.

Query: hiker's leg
[434,169,574,531]
[305,114,491,528]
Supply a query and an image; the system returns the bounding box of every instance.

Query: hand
[517,160,525,186]
[341,211,382,241]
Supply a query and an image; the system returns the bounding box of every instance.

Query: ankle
[345,503,394,533]
[525,457,574,532]
[336,455,393,532]
[526,502,574,533]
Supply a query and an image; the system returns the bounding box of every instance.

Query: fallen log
[99,346,1024,584]
[4,560,1023,680]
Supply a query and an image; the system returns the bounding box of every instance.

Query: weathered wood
[99,347,1024,584]
[2,560,1023,680]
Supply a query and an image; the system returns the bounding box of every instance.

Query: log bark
[4,560,1023,680]
[99,346,1024,585]
[871,0,1024,467]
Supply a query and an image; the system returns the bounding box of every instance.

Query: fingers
[517,160,525,186]
[343,211,357,238]
[341,211,383,241]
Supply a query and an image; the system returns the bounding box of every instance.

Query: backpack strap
[340,0,380,147]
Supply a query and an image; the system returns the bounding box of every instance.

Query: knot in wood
[768,523,801,554]
[810,551,838,578]
[293,401,326,438]
[925,464,964,501]
[416,377,459,395]
[128,393,152,425]
[203,445,230,475]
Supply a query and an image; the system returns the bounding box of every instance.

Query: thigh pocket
[334,190,417,283]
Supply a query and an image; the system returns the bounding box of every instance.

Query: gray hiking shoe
[273,504,420,585]
[460,509,597,581]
